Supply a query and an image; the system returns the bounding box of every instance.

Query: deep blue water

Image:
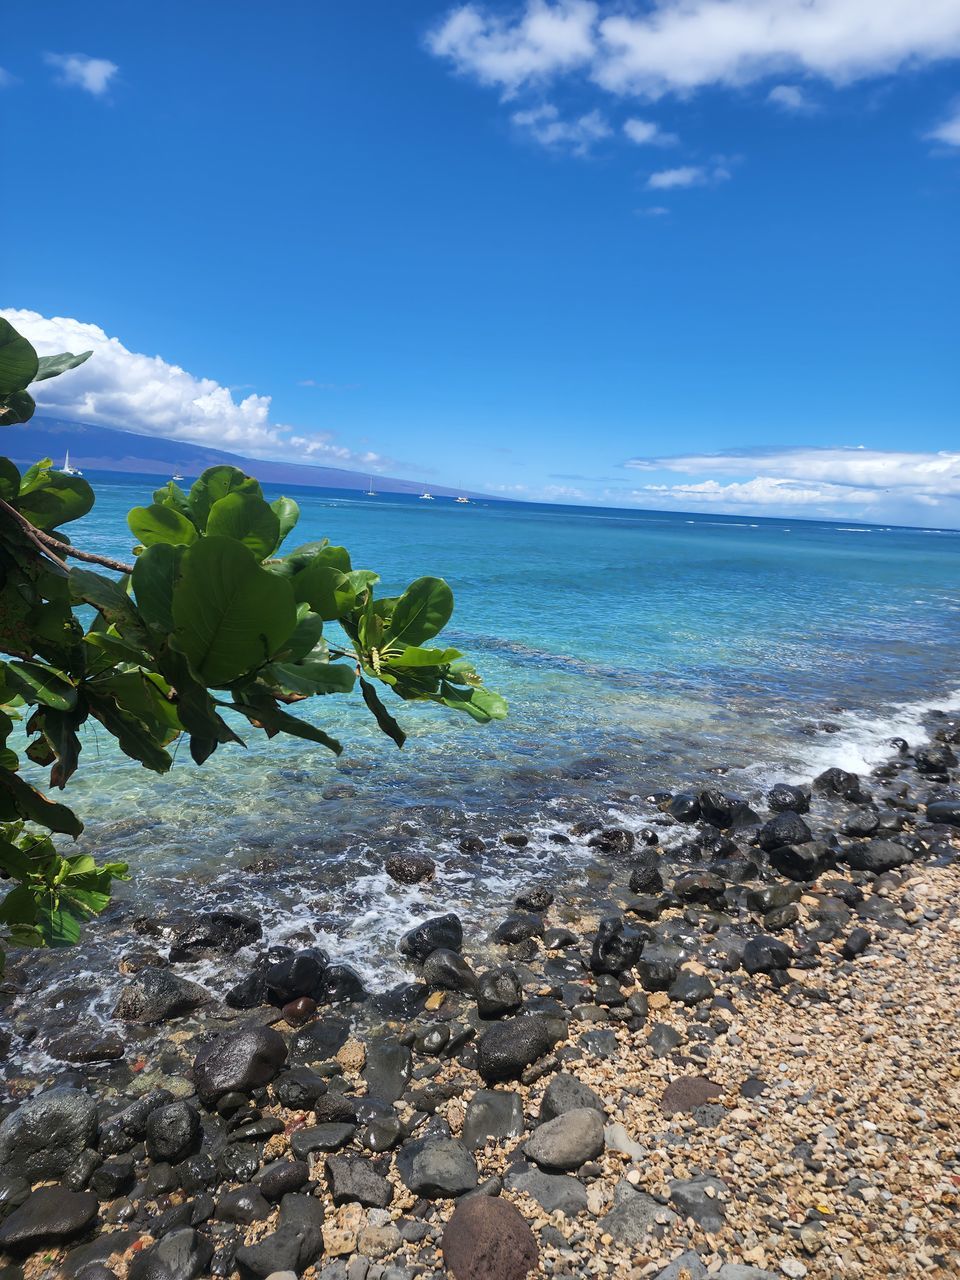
[15,471,960,1018]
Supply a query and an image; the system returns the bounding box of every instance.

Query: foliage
[0,316,505,965]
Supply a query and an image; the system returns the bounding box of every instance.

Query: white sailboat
[364,475,377,496]
[172,472,185,482]
[60,450,83,477]
[419,490,434,500]
[456,479,469,504]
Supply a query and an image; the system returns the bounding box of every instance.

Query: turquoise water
[13,473,960,1026]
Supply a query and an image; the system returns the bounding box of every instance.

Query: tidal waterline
[10,474,960,1052]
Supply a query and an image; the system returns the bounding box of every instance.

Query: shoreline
[1,710,960,1277]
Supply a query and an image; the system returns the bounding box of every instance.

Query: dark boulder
[129,1227,214,1280]
[422,948,477,992]
[98,1089,173,1156]
[254,1159,310,1200]
[385,852,436,884]
[628,853,663,894]
[193,1025,288,1105]
[216,1184,272,1225]
[396,1136,478,1198]
[635,944,681,992]
[814,767,867,803]
[494,914,544,945]
[698,789,736,829]
[234,1195,324,1280]
[112,967,209,1023]
[363,1037,412,1103]
[842,927,871,959]
[325,1153,393,1207]
[0,1186,97,1253]
[459,836,486,854]
[476,966,523,1019]
[289,1016,350,1064]
[770,842,827,882]
[667,793,701,823]
[477,1014,565,1084]
[926,799,960,827]
[767,783,810,814]
[399,913,463,962]
[758,811,812,852]
[167,911,261,963]
[45,1023,124,1064]
[590,916,643,975]
[915,743,958,775]
[841,807,880,837]
[463,1090,525,1149]
[587,827,635,856]
[841,839,914,874]
[672,871,725,905]
[145,1100,201,1164]
[318,963,368,1005]
[264,947,329,1004]
[0,1087,97,1181]
[742,935,793,975]
[515,886,554,912]
[539,1073,606,1121]
[441,1190,539,1280]
[272,1066,327,1109]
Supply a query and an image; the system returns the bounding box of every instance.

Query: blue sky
[2,1,959,524]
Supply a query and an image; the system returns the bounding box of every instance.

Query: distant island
[5,416,486,499]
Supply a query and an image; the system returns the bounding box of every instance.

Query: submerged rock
[399,913,464,962]
[112,967,210,1023]
[385,852,436,884]
[167,910,261,962]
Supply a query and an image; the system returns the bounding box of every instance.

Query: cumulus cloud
[647,163,730,189]
[623,116,678,145]
[430,1,960,99]
[511,102,611,151]
[1,308,387,470]
[767,84,817,113]
[927,103,960,146]
[45,52,118,96]
[622,445,960,522]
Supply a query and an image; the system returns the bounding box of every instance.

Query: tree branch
[0,498,135,575]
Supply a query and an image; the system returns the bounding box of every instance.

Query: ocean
[11,472,960,1046]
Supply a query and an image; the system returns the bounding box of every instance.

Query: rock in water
[385,851,436,884]
[265,947,329,1003]
[193,1025,288,1105]
[167,911,261,962]
[522,1107,604,1171]
[399,913,464,961]
[477,1014,565,1083]
[422,947,477,992]
[767,782,810,813]
[0,1088,97,1181]
[442,1196,539,1280]
[0,1186,98,1252]
[112,967,210,1023]
[758,811,812,851]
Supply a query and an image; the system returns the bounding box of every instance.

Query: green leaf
[154,643,243,758]
[206,492,281,560]
[358,675,406,748]
[386,645,463,668]
[270,497,300,549]
[152,480,194,521]
[131,543,183,635]
[234,693,342,754]
[3,660,77,711]
[172,537,297,686]
[274,607,325,663]
[188,466,262,530]
[292,562,356,622]
[264,659,356,697]
[439,682,509,723]
[35,898,82,947]
[0,457,21,501]
[385,578,454,648]
[86,690,174,773]
[0,769,83,836]
[127,503,198,547]
[17,469,94,531]
[33,350,93,382]
[0,318,39,395]
[0,390,36,426]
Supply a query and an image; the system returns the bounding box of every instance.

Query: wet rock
[422,948,477,993]
[363,1038,412,1104]
[385,852,436,885]
[841,839,914,873]
[265,948,329,1004]
[475,966,523,1019]
[98,1089,173,1156]
[0,1186,97,1252]
[90,1154,135,1199]
[291,1123,357,1157]
[396,1136,478,1198]
[602,1180,677,1245]
[814,768,867,803]
[515,886,553,912]
[168,911,261,963]
[587,827,635,856]
[255,1159,310,1200]
[628,854,664,894]
[193,1025,288,1105]
[459,836,486,854]
[842,927,871,959]
[768,783,810,814]
[494,914,544,945]
[915,743,958,775]
[758,811,812,852]
[926,799,960,826]
[273,1066,328,1109]
[522,1107,603,1171]
[841,807,880,837]
[145,1100,201,1164]
[503,832,529,847]
[589,916,643,975]
[325,1154,394,1208]
[504,1167,587,1216]
[673,871,726,906]
[770,842,827,882]
[399,914,463,962]
[742,935,793,975]
[667,793,701,823]
[441,1195,539,1280]
[217,1184,272,1224]
[281,996,317,1025]
[698,788,736,828]
[538,1073,605,1121]
[113,967,209,1023]
[318,964,368,1005]
[290,1017,351,1065]
[670,1174,727,1231]
[234,1195,324,1280]
[661,1076,722,1115]
[45,1024,124,1063]
[668,970,714,1006]
[0,1087,97,1181]
[463,1090,525,1149]
[477,1014,564,1084]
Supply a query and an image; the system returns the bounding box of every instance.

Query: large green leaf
[86,689,174,773]
[131,543,183,634]
[264,659,356,697]
[206,492,281,560]
[17,469,94,531]
[154,642,243,760]
[0,390,35,426]
[0,769,83,836]
[33,350,93,382]
[188,466,262,530]
[292,561,356,621]
[127,503,198,548]
[2,660,77,711]
[234,692,342,754]
[274,607,325,663]
[0,457,20,500]
[387,645,463,668]
[0,318,39,395]
[270,496,300,549]
[152,480,194,522]
[171,537,297,686]
[358,675,406,748]
[384,578,454,648]
[439,681,508,723]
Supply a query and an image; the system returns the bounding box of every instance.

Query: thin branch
[0,498,134,575]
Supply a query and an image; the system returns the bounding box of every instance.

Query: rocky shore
[2,716,960,1280]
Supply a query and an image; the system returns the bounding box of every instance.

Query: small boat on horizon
[364,475,377,496]
[456,479,469,504]
[59,450,83,477]
[172,472,185,482]
[419,490,434,500]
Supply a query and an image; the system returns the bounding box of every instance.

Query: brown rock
[282,996,317,1025]
[442,1196,538,1280]
[660,1075,722,1115]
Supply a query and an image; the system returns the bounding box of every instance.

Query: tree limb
[0,498,135,575]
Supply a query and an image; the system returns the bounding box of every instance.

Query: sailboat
[172,472,185,482]
[455,479,470,504]
[419,490,434,500]
[60,450,83,477]
[364,475,377,496]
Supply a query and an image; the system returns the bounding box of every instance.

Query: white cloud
[430,2,960,99]
[1,308,385,470]
[767,84,816,113]
[927,103,960,146]
[45,52,118,96]
[0,67,15,88]
[623,116,678,145]
[647,163,730,189]
[511,102,611,151]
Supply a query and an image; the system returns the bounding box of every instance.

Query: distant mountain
[4,417,484,498]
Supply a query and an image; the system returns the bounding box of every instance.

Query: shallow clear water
[10,475,960,1047]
